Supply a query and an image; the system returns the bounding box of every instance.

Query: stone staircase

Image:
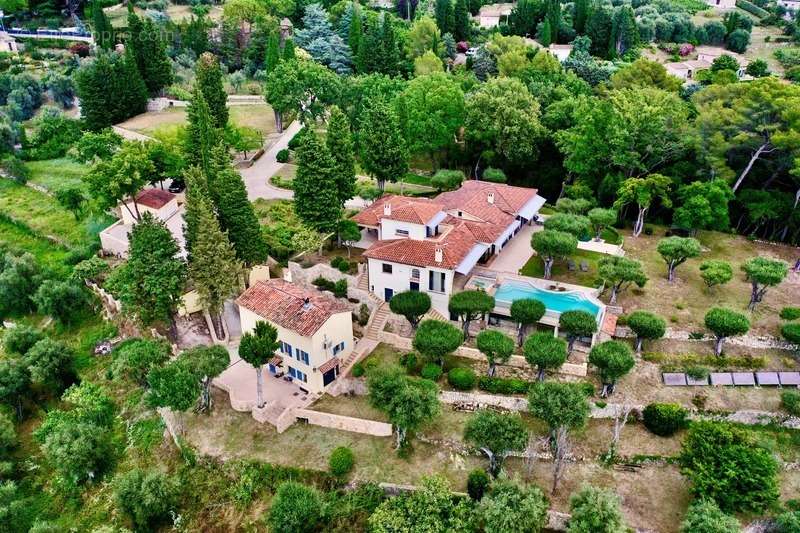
[252,400,287,425]
[357,269,369,291]
[339,301,389,375]
[423,307,448,322]
[365,302,389,341]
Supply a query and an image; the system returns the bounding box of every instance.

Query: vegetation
[642,403,688,437]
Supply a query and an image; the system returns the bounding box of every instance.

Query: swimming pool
[494,282,602,318]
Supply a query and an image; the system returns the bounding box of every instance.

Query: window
[332,341,345,355]
[295,348,309,365]
[428,271,446,292]
[395,229,409,237]
[281,342,293,357]
[288,367,308,383]
[411,268,420,280]
[382,263,393,274]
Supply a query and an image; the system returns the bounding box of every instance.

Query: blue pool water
[495,282,601,318]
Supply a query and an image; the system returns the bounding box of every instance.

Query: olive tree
[531,230,578,279]
[597,256,647,304]
[567,485,627,533]
[478,480,549,533]
[178,345,230,412]
[626,310,665,354]
[587,340,635,397]
[657,236,701,283]
[464,410,527,477]
[113,469,178,531]
[523,332,567,381]
[448,290,495,339]
[704,308,750,356]
[413,319,463,366]
[476,330,514,377]
[587,208,617,241]
[741,257,788,311]
[510,298,545,346]
[559,310,598,354]
[389,291,432,330]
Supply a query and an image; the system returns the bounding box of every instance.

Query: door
[410,281,419,291]
[384,288,394,301]
[323,366,338,386]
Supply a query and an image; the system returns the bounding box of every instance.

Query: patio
[484,223,540,274]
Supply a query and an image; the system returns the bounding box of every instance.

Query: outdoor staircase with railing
[357,269,369,291]
[422,307,448,322]
[340,301,389,374]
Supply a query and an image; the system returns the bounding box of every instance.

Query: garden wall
[287,261,376,312]
[294,408,393,436]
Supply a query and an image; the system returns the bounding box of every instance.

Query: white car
[466,47,479,57]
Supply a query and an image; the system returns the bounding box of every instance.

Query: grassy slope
[26,158,88,192]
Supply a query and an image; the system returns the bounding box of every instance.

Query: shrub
[330,256,345,268]
[287,130,306,150]
[782,391,800,416]
[482,167,507,183]
[467,468,490,501]
[686,366,710,380]
[328,446,355,477]
[447,367,476,390]
[736,0,769,18]
[780,307,800,321]
[642,403,688,436]
[3,325,44,355]
[400,352,418,371]
[268,481,321,533]
[276,149,290,163]
[351,363,365,377]
[782,323,800,344]
[421,363,443,381]
[333,279,348,298]
[431,169,464,192]
[477,376,530,395]
[357,304,370,326]
[114,469,178,530]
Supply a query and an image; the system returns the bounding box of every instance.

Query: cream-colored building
[476,3,514,28]
[547,44,573,62]
[705,0,736,9]
[236,279,353,394]
[0,32,18,54]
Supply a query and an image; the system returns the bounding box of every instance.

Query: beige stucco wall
[367,258,453,316]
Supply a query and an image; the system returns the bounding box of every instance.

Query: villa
[99,188,186,258]
[352,181,546,316]
[236,279,353,394]
[476,3,514,28]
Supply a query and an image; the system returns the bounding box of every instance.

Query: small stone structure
[294,408,393,436]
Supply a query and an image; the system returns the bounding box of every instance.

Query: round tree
[568,485,627,533]
[531,230,578,279]
[704,308,750,356]
[389,291,432,330]
[559,310,598,353]
[523,332,568,381]
[597,256,647,304]
[478,480,549,532]
[642,402,688,437]
[741,257,788,311]
[782,323,800,344]
[114,469,178,530]
[544,213,591,239]
[448,290,495,339]
[587,207,617,241]
[238,321,280,408]
[680,499,740,533]
[699,260,733,290]
[476,330,515,377]
[268,481,321,533]
[588,340,634,397]
[657,236,701,283]
[510,298,545,347]
[328,446,355,477]
[464,410,528,477]
[413,319,463,366]
[626,310,666,354]
[178,345,230,412]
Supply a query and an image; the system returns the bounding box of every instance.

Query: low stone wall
[294,408,393,436]
[287,261,376,312]
[377,331,587,378]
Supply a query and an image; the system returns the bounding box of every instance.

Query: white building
[476,3,514,29]
[236,279,353,394]
[705,0,736,9]
[0,32,18,54]
[665,47,749,81]
[99,188,186,258]
[353,181,546,316]
[547,44,573,62]
[778,0,800,19]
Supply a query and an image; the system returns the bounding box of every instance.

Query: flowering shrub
[457,41,469,53]
[679,43,694,56]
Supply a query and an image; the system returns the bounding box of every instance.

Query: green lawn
[0,218,71,275]
[519,248,605,286]
[27,158,89,192]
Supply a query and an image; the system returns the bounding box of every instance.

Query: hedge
[447,367,476,390]
[736,0,769,18]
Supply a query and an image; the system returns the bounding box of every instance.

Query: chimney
[383,201,391,217]
[435,247,443,263]
[302,297,311,311]
[487,192,494,204]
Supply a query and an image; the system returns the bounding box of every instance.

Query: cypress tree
[608,5,639,59]
[378,15,402,77]
[540,19,553,47]
[545,0,561,44]
[453,0,470,42]
[326,106,356,208]
[213,167,269,266]
[348,3,362,59]
[126,12,172,95]
[359,102,408,192]
[119,47,148,121]
[265,32,281,76]
[91,2,114,50]
[196,52,229,129]
[586,5,612,58]
[355,30,369,74]
[283,39,296,61]
[435,0,454,37]
[294,132,341,234]
[188,195,242,328]
[182,165,210,258]
[574,0,589,35]
[184,87,220,172]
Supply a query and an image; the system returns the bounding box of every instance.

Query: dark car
[168,180,185,193]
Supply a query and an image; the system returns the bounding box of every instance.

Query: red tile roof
[435,181,537,226]
[318,357,339,373]
[135,188,176,210]
[236,279,350,337]
[351,195,444,226]
[364,221,482,269]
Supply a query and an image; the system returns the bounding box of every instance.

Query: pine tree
[574,0,589,35]
[453,0,470,42]
[435,0,454,37]
[347,3,362,59]
[184,87,220,172]
[196,52,229,129]
[182,166,210,258]
[91,1,114,50]
[326,106,356,208]
[265,32,281,76]
[213,167,269,266]
[294,132,341,234]
[77,52,147,131]
[188,195,241,327]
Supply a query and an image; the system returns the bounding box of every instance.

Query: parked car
[168,180,185,193]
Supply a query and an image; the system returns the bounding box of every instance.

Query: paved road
[240,120,302,201]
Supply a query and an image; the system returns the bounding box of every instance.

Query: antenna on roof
[302,297,311,311]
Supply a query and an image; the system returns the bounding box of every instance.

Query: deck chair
[567,260,577,271]
[579,261,589,272]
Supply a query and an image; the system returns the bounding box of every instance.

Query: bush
[430,169,464,192]
[357,304,370,326]
[276,148,289,163]
[268,481,321,533]
[333,279,347,298]
[642,403,688,437]
[287,130,306,150]
[782,323,800,344]
[447,367,476,390]
[482,167,507,183]
[782,391,800,416]
[686,366,710,380]
[736,0,769,18]
[351,363,365,377]
[328,446,355,477]
[780,307,800,321]
[114,469,178,530]
[467,468,490,501]
[477,376,530,395]
[421,363,443,381]
[3,325,44,355]
[400,352,418,371]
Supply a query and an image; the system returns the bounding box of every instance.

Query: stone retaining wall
[294,408,393,436]
[287,261,376,312]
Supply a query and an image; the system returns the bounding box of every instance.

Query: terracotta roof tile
[435,181,537,226]
[364,221,482,269]
[236,279,350,337]
[318,357,340,373]
[351,195,444,226]
[135,188,175,210]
